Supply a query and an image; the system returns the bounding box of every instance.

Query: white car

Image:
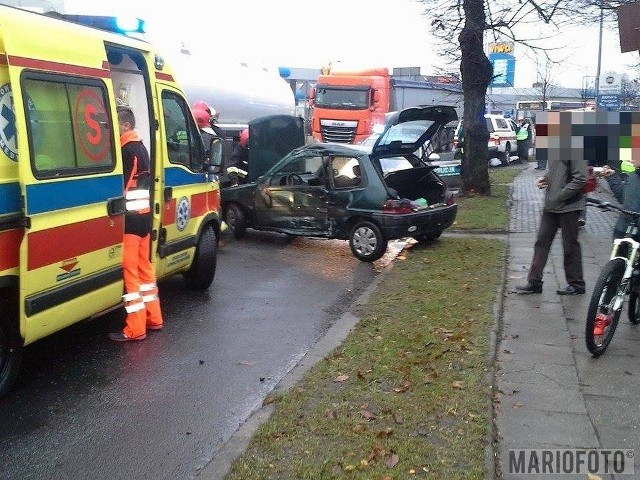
[454,115,519,165]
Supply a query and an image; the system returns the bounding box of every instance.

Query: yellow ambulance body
[0,6,223,396]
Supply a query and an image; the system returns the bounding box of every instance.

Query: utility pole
[595,3,604,108]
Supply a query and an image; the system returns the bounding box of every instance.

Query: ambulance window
[23,77,115,178]
[162,92,204,171]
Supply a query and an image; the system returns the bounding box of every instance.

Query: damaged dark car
[221,105,459,262]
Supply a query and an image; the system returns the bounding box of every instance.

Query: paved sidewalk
[495,164,640,479]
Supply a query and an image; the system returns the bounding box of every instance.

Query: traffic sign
[597,94,620,111]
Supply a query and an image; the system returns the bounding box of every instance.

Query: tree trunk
[459,0,493,195]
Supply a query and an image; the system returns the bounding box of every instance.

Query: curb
[485,185,513,480]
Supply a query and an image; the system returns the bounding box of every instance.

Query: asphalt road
[0,231,382,479]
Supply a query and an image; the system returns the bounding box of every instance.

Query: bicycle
[585,197,640,357]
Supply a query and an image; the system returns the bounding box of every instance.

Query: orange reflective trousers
[122,233,163,338]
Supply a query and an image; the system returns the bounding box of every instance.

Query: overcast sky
[63,0,638,88]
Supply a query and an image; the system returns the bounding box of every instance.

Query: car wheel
[502,143,511,165]
[349,221,388,262]
[225,203,247,239]
[0,298,22,398]
[184,226,217,290]
[415,230,443,243]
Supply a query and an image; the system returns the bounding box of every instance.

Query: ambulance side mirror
[208,138,223,168]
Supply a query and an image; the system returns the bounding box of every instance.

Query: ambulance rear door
[8,64,125,344]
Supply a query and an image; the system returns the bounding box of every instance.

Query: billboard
[488,42,515,87]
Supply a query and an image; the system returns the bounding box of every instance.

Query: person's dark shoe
[109,331,147,342]
[556,285,586,295]
[515,282,543,294]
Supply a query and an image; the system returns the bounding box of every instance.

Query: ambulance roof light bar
[58,14,145,36]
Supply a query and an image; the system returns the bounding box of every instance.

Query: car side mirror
[428,153,441,161]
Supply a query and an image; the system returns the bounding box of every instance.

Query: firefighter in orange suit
[109,106,164,342]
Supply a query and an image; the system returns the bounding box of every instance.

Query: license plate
[435,165,461,176]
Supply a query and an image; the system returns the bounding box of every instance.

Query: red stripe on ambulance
[0,229,23,271]
[163,198,176,225]
[28,216,123,271]
[7,55,110,78]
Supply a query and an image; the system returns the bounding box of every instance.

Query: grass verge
[453,164,526,231]
[225,165,523,480]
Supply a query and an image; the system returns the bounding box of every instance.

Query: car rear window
[487,117,511,132]
[378,120,434,146]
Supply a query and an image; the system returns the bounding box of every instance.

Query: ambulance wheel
[0,297,22,398]
[184,226,217,291]
[225,203,247,239]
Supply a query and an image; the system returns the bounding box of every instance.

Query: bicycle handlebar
[587,197,640,218]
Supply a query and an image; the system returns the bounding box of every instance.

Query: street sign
[597,94,621,111]
[598,73,622,94]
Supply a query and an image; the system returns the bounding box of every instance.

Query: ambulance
[0,6,224,396]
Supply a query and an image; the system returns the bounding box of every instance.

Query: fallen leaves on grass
[333,374,349,383]
[360,409,376,420]
[385,453,400,468]
[393,381,411,393]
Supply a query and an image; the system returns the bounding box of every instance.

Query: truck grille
[321,126,356,143]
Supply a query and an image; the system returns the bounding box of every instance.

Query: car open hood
[247,115,306,181]
[371,105,458,158]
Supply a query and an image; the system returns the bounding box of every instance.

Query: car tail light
[491,134,500,145]
[383,199,413,214]
[445,190,458,206]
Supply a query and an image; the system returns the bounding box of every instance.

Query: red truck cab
[310,68,391,144]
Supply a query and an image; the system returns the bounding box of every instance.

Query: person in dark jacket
[226,128,249,186]
[109,106,163,342]
[516,153,588,295]
[613,156,640,240]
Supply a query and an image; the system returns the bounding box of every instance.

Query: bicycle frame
[609,236,640,310]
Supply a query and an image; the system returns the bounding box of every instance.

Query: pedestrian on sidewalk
[516,117,532,165]
[613,156,640,240]
[516,153,588,295]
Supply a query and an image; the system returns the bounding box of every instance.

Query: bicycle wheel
[586,258,626,357]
